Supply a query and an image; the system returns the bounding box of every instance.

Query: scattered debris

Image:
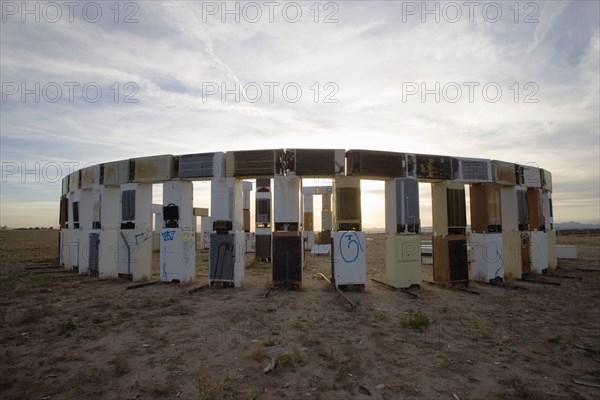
[370,278,419,299]
[517,278,561,286]
[125,280,159,290]
[358,385,371,396]
[336,286,356,309]
[572,379,600,389]
[375,384,385,390]
[188,283,209,294]
[457,287,480,295]
[263,287,272,298]
[318,273,331,285]
[453,394,460,400]
[264,344,288,358]
[263,344,288,373]
[32,269,74,275]
[575,344,598,354]
[548,273,581,280]
[264,358,276,374]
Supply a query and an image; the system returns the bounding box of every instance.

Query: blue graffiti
[161,230,176,241]
[338,232,364,263]
[134,232,152,246]
[134,232,152,245]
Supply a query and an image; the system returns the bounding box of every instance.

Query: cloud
[0,1,598,227]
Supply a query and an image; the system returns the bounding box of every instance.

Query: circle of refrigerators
[58,149,555,289]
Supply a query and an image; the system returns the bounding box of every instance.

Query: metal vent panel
[272,234,302,283]
[232,150,277,177]
[447,188,466,229]
[209,234,236,282]
[178,153,216,179]
[452,157,492,182]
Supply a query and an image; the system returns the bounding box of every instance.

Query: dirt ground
[1,229,599,400]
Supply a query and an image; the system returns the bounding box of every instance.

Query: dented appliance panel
[103,159,130,186]
[132,155,174,183]
[541,169,552,192]
[492,160,517,186]
[469,183,502,233]
[69,170,80,191]
[332,231,367,287]
[384,234,421,288]
[80,165,99,189]
[416,154,452,181]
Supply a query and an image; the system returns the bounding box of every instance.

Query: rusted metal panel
[527,187,545,231]
[132,155,174,183]
[492,160,517,186]
[433,235,468,286]
[452,157,492,183]
[405,154,417,177]
[416,154,452,181]
[256,234,271,260]
[447,187,467,234]
[516,187,529,231]
[346,150,406,179]
[304,212,314,231]
[103,159,130,186]
[334,177,361,231]
[59,195,68,228]
[469,183,502,233]
[503,231,522,280]
[520,232,531,275]
[432,181,465,236]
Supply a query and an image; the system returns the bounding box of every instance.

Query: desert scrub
[402,311,430,331]
[58,318,77,336]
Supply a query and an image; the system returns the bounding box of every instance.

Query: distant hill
[555,222,600,230]
[366,222,600,233]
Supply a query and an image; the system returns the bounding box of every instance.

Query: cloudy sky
[1,0,598,229]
